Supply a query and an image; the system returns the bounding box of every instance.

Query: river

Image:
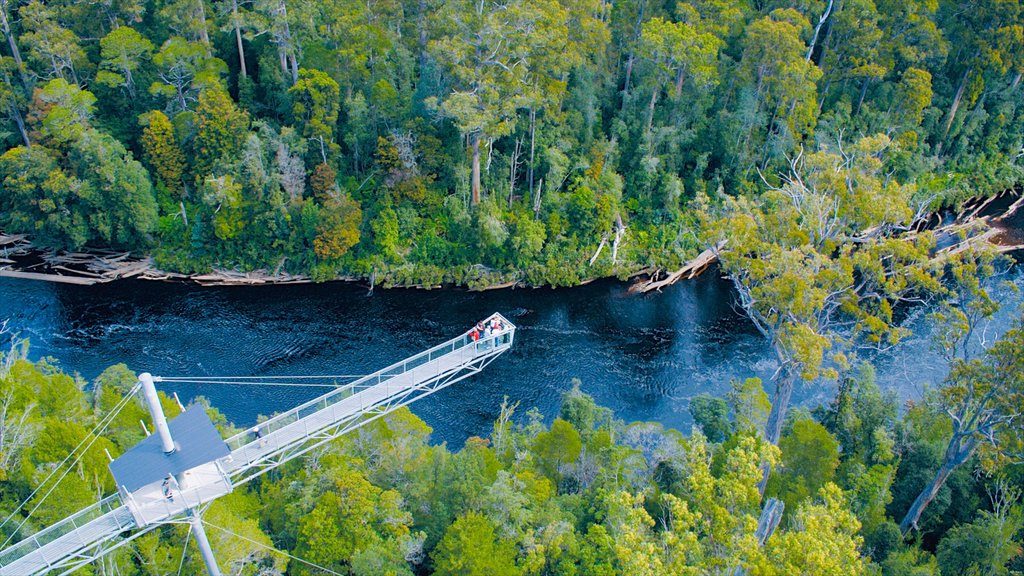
[1,269,1021,446]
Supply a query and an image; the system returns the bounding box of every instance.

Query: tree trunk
[509,137,521,209]
[232,0,247,78]
[1012,71,1022,90]
[289,52,299,84]
[528,107,536,199]
[941,67,971,143]
[0,2,27,91]
[646,85,659,137]
[621,54,635,113]
[197,0,211,49]
[10,101,29,148]
[855,76,869,116]
[279,49,289,77]
[533,178,543,219]
[805,0,834,63]
[899,461,955,534]
[417,0,428,67]
[620,0,646,112]
[899,432,978,534]
[765,365,796,446]
[758,365,795,494]
[674,67,687,98]
[471,132,481,206]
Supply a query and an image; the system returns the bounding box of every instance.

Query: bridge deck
[0,315,515,575]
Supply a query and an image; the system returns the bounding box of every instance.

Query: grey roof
[109,405,230,493]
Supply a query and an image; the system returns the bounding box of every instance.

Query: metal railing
[222,313,515,454]
[0,494,133,568]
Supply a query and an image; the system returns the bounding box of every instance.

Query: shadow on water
[1,267,1021,446]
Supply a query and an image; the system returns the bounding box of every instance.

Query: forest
[0,0,1020,286]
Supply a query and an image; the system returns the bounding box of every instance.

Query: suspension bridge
[0,314,515,575]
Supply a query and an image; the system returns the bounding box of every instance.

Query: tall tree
[899,252,1024,534]
[706,135,940,451]
[288,68,341,165]
[638,10,721,136]
[96,27,153,99]
[150,37,227,112]
[18,1,86,83]
[191,88,250,179]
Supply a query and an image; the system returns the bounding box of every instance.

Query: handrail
[0,494,130,567]
[221,313,515,452]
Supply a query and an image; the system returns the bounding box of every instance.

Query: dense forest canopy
[0,0,1019,287]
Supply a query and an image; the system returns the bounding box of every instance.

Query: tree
[289,68,340,164]
[899,319,1024,534]
[314,194,362,260]
[706,135,940,454]
[140,110,187,200]
[638,12,722,135]
[191,88,250,179]
[766,483,868,575]
[96,27,153,99]
[158,0,213,48]
[935,491,1023,576]
[767,416,840,511]
[428,0,545,205]
[935,0,1023,148]
[737,9,822,170]
[150,37,227,112]
[689,394,731,442]
[431,511,520,576]
[18,1,86,83]
[532,418,583,481]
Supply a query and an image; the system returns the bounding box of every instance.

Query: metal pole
[189,510,222,576]
[139,372,175,453]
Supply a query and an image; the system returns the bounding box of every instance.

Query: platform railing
[0,494,132,568]
[222,314,515,453]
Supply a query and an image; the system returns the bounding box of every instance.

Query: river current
[1,270,1021,446]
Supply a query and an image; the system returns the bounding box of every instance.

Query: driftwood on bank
[629,241,725,294]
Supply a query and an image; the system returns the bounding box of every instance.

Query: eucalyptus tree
[706,135,940,451]
[18,0,86,84]
[150,37,227,112]
[637,9,721,137]
[736,9,822,173]
[899,251,1024,534]
[428,0,565,206]
[935,0,1023,149]
[96,27,153,100]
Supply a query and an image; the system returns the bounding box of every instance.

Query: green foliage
[0,0,1014,292]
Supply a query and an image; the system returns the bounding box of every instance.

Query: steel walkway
[0,314,515,575]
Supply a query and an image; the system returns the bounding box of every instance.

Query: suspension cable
[175,524,192,576]
[158,375,365,380]
[201,519,345,576]
[0,383,141,547]
[152,379,348,388]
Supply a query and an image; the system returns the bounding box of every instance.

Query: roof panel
[109,405,230,493]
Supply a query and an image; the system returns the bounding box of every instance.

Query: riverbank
[3,187,1023,291]
[0,232,701,291]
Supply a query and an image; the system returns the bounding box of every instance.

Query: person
[252,424,267,447]
[162,475,174,502]
[470,327,480,342]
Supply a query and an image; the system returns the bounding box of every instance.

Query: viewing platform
[0,314,515,576]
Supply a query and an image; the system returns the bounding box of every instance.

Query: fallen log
[0,270,104,285]
[630,241,725,294]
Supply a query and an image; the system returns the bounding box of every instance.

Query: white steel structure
[0,314,515,575]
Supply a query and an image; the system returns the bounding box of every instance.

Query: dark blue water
[1,270,1021,446]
